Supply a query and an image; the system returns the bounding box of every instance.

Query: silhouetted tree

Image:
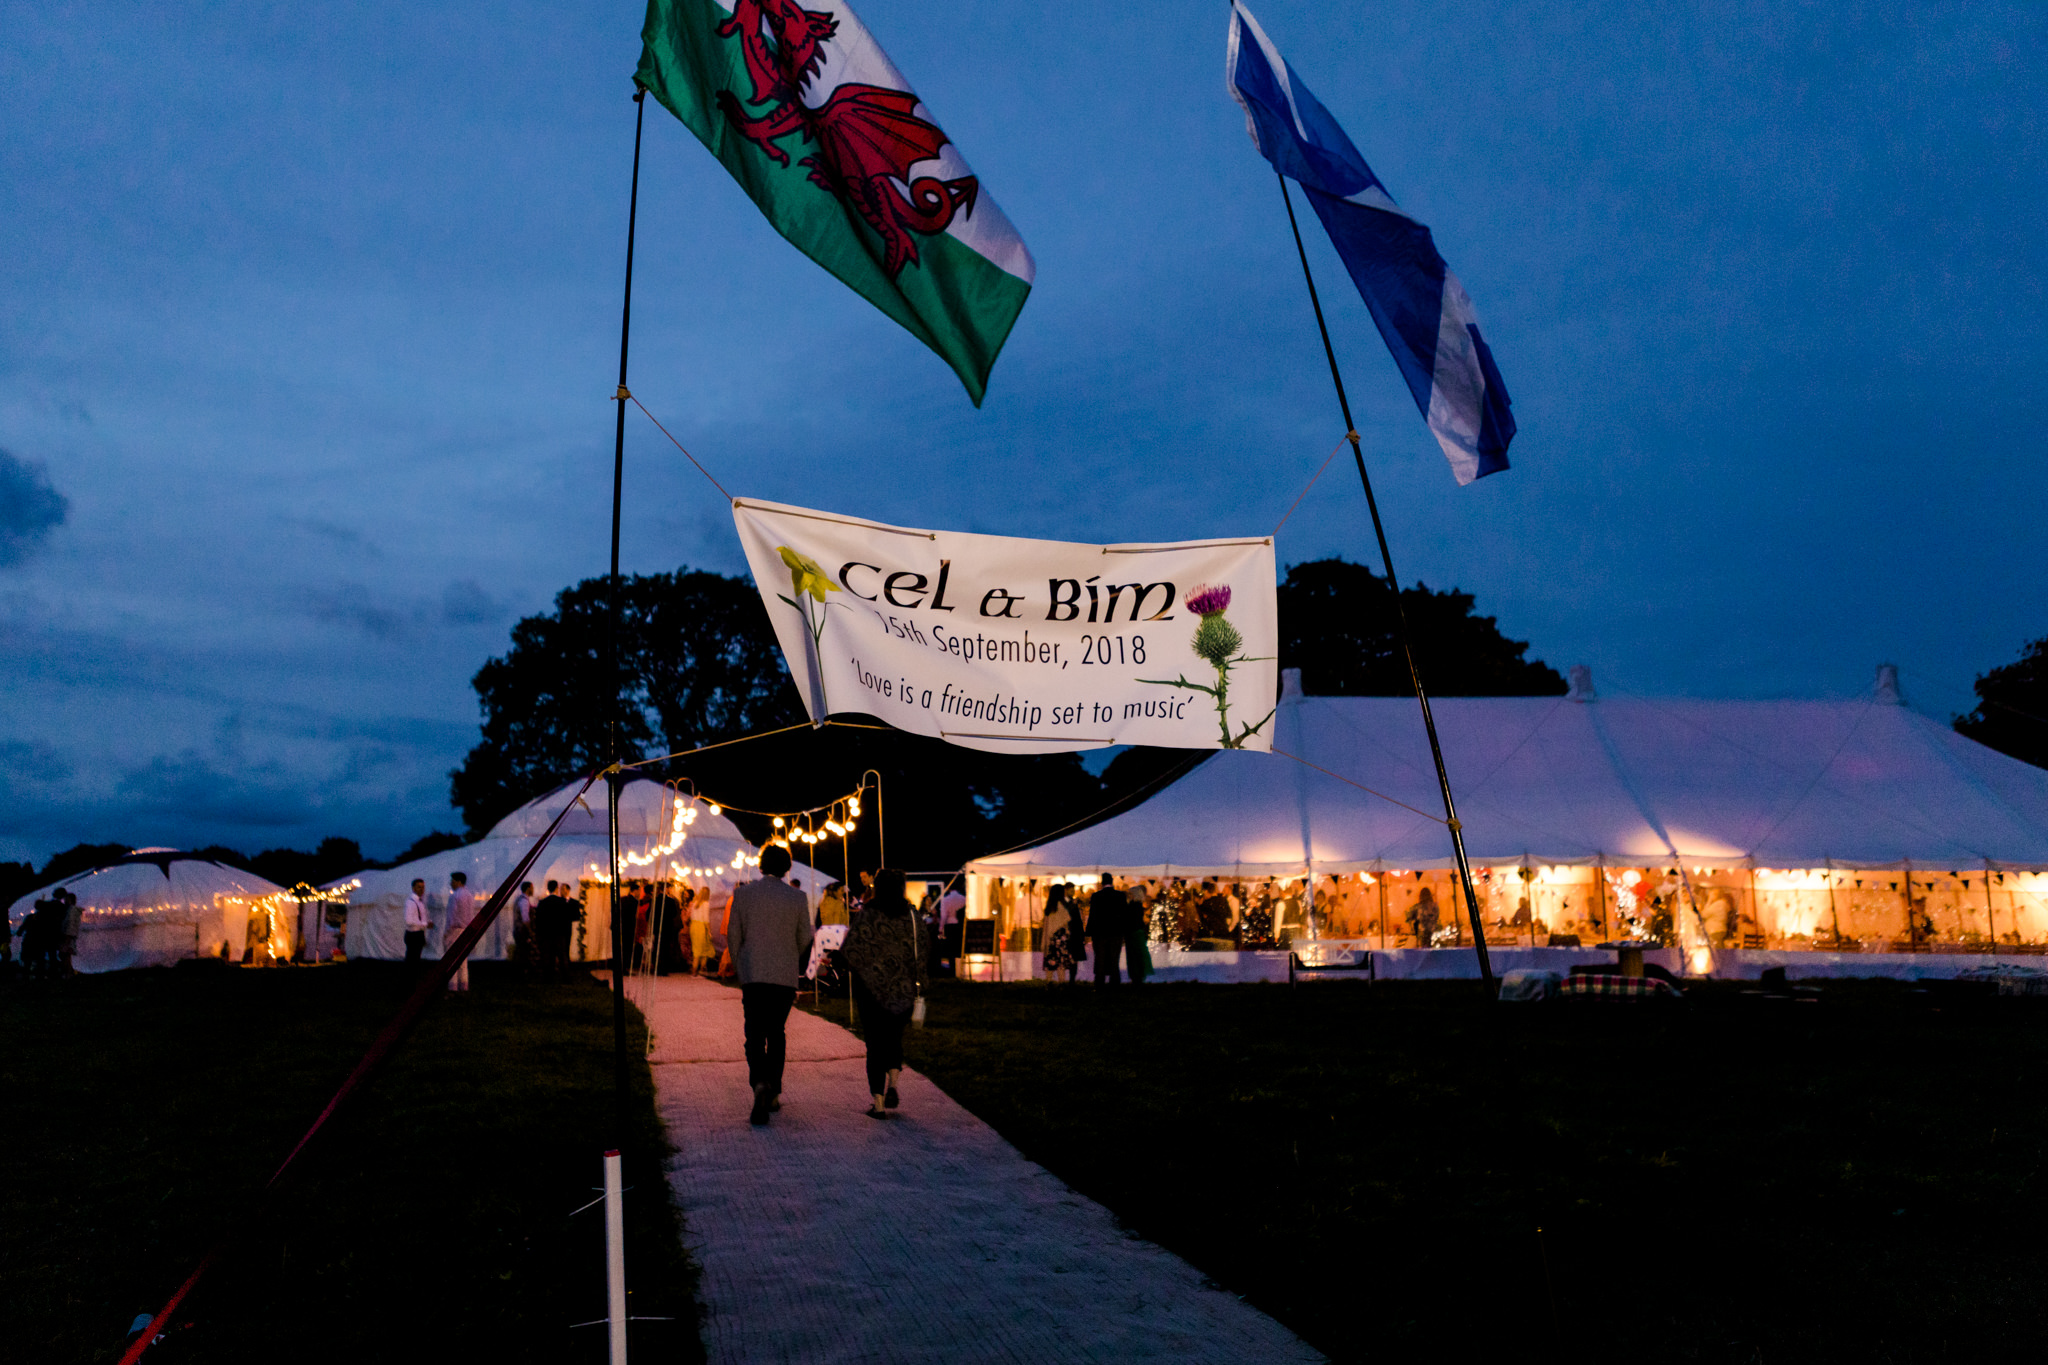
[249,837,371,888]
[449,566,1101,868]
[1956,635,2048,770]
[1277,557,1566,697]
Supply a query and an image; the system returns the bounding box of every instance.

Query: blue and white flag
[1227,1,1514,485]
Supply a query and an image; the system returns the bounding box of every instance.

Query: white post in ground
[604,1148,627,1365]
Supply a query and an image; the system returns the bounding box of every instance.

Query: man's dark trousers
[741,983,797,1094]
[1092,935,1124,985]
[404,929,426,965]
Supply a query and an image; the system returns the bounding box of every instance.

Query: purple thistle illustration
[1138,579,1272,749]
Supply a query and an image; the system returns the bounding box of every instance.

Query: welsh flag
[637,0,1036,405]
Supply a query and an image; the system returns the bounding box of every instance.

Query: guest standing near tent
[728,845,813,1127]
[843,869,929,1119]
[403,879,430,967]
[534,881,573,981]
[511,880,536,974]
[1041,884,1081,984]
[1088,875,1132,986]
[1125,882,1154,984]
[688,884,713,974]
[445,871,476,992]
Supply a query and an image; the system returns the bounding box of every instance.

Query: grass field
[0,962,698,1364]
[877,977,2048,1364]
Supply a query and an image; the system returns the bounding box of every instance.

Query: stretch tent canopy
[967,668,2048,879]
[340,778,835,961]
[6,851,292,972]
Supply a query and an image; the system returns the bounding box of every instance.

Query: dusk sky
[3,0,2042,867]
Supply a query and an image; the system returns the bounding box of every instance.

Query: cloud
[114,751,316,828]
[441,578,508,626]
[0,448,68,567]
[307,582,414,640]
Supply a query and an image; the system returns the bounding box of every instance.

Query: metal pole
[1273,170,1493,987]
[598,100,644,1365]
[603,1148,627,1365]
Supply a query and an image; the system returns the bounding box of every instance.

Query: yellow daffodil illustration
[778,546,839,603]
[774,545,841,718]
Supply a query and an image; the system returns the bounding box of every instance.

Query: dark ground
[881,976,2048,1364]
[0,962,698,1364]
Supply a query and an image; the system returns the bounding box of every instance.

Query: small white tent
[340,778,834,961]
[6,851,293,972]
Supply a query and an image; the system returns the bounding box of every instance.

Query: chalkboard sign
[961,919,998,956]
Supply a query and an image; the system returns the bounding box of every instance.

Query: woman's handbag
[910,903,928,1027]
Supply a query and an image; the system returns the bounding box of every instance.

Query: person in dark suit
[728,844,814,1126]
[1087,874,1130,986]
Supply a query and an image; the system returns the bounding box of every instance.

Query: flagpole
[607,85,647,1158]
[1274,170,1495,989]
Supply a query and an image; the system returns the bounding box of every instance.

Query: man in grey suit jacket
[728,844,814,1126]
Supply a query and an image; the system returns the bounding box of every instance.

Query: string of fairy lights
[584,779,871,884]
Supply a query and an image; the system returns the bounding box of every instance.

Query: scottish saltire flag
[638,0,1035,405]
[1227,2,1514,484]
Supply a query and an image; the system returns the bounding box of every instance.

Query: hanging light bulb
[707,802,721,815]
[843,819,856,832]
[772,816,785,828]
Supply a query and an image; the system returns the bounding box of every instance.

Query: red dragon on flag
[713,0,980,280]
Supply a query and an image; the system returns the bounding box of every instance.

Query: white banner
[732,499,1278,754]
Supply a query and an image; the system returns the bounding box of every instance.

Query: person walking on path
[1088,874,1131,986]
[842,868,929,1119]
[728,844,813,1126]
[403,878,431,967]
[445,871,476,992]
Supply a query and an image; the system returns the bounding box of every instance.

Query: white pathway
[641,974,1322,1364]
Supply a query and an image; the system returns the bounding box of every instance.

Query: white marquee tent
[969,667,2048,879]
[966,667,2048,979]
[6,852,293,972]
[340,778,835,961]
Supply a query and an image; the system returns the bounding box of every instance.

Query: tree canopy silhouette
[1277,557,1566,698]
[1956,635,2048,770]
[448,567,1100,869]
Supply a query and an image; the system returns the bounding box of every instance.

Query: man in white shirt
[445,871,477,993]
[512,881,536,975]
[938,883,967,973]
[403,879,430,966]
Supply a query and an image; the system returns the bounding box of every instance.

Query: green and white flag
[637,0,1035,405]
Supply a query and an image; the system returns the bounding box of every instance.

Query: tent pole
[1983,860,1999,960]
[605,85,647,1166]
[1824,859,1843,947]
[1272,170,1492,989]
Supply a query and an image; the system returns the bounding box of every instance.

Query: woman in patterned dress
[1041,883,1082,983]
[843,868,929,1117]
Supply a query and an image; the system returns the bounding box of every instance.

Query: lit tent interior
[6,851,296,972]
[965,667,2048,979]
[338,778,836,962]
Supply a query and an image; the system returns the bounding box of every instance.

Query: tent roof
[486,777,750,844]
[8,855,289,924]
[345,777,834,905]
[967,670,2048,878]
